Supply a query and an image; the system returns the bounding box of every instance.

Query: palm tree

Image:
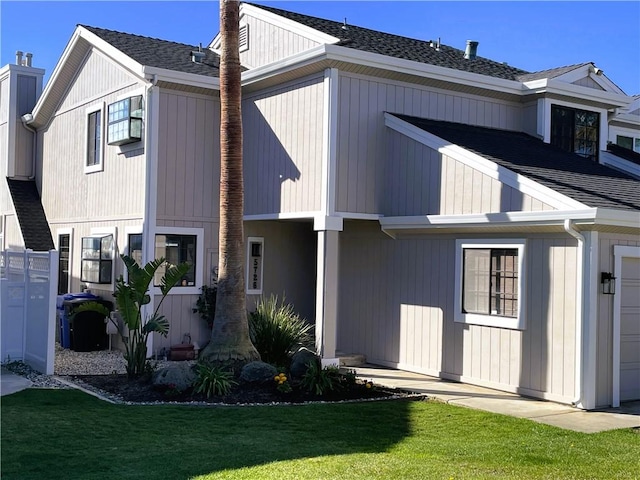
[201,0,259,364]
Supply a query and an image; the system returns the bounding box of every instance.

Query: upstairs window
[85,105,104,173]
[107,95,143,146]
[616,135,640,154]
[551,105,599,162]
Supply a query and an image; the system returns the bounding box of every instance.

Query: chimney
[25,53,33,67]
[191,43,206,64]
[464,40,478,60]
[16,50,23,65]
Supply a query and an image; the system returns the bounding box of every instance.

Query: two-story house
[2,2,639,409]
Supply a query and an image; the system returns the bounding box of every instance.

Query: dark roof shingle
[82,25,220,77]
[7,179,54,251]
[391,114,640,211]
[248,3,530,80]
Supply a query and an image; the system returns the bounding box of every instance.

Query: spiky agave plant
[74,255,190,378]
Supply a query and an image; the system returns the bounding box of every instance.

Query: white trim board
[612,245,640,408]
[384,112,589,211]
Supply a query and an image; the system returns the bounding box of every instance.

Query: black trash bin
[64,298,113,352]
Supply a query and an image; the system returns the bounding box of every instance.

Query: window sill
[455,312,524,330]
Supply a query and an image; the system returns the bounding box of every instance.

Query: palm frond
[142,314,170,336]
[159,262,191,296]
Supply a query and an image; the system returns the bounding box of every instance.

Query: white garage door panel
[620,257,640,402]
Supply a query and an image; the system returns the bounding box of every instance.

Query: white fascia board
[384,112,588,211]
[323,44,525,96]
[612,113,640,127]
[380,209,598,230]
[592,208,640,229]
[600,151,640,179]
[523,78,630,108]
[142,66,220,90]
[0,64,46,80]
[379,208,640,231]
[241,45,327,85]
[30,31,84,123]
[244,211,318,221]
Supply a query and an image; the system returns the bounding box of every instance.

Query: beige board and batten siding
[338,221,578,403]
[239,13,322,69]
[154,88,221,350]
[244,221,317,323]
[3,215,23,250]
[595,232,640,407]
[335,72,524,215]
[385,130,555,216]
[40,49,146,222]
[243,75,324,215]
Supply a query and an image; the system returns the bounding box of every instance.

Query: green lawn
[1,389,639,479]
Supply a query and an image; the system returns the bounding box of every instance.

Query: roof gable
[388,114,640,212]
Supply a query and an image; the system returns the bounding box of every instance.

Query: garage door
[620,256,640,402]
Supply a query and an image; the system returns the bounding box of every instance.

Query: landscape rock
[152,362,196,391]
[290,347,320,378]
[239,361,277,383]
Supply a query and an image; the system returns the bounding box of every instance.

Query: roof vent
[464,40,478,60]
[25,53,33,67]
[191,44,206,64]
[342,18,348,30]
[429,38,441,52]
[15,50,23,65]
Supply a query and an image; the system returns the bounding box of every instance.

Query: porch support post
[314,215,343,363]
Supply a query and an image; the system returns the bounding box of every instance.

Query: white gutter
[563,219,585,408]
[142,66,220,91]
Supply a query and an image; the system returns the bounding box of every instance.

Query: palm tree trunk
[202,0,259,364]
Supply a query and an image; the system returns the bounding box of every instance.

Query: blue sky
[1,1,639,95]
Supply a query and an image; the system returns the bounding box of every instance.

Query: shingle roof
[247,3,530,80]
[7,179,54,251]
[82,25,220,77]
[391,114,640,211]
[517,63,592,83]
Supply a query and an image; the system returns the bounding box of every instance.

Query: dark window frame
[551,104,600,162]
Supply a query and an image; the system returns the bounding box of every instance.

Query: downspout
[564,219,585,407]
[143,74,158,357]
[20,116,37,180]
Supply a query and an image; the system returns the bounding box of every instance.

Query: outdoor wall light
[601,272,616,295]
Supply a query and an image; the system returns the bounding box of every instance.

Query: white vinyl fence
[1,249,58,374]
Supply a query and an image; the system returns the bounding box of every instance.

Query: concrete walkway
[0,368,32,397]
[353,365,640,434]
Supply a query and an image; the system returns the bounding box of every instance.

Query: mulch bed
[70,374,409,405]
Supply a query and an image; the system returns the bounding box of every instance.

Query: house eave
[142,66,220,91]
[379,208,640,238]
[523,78,630,109]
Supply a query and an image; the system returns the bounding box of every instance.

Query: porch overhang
[379,208,640,238]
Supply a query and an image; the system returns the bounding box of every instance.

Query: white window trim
[82,226,117,288]
[84,103,105,174]
[152,227,204,296]
[246,237,264,295]
[454,239,526,330]
[56,228,74,293]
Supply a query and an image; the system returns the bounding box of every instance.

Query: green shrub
[193,282,217,329]
[193,363,237,398]
[248,295,315,367]
[300,360,348,396]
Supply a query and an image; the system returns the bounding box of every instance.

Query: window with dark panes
[87,110,102,166]
[58,234,70,294]
[154,234,196,287]
[551,105,599,162]
[128,233,143,266]
[463,248,518,318]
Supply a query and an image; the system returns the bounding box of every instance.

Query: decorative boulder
[240,361,278,383]
[152,362,196,391]
[290,347,320,378]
